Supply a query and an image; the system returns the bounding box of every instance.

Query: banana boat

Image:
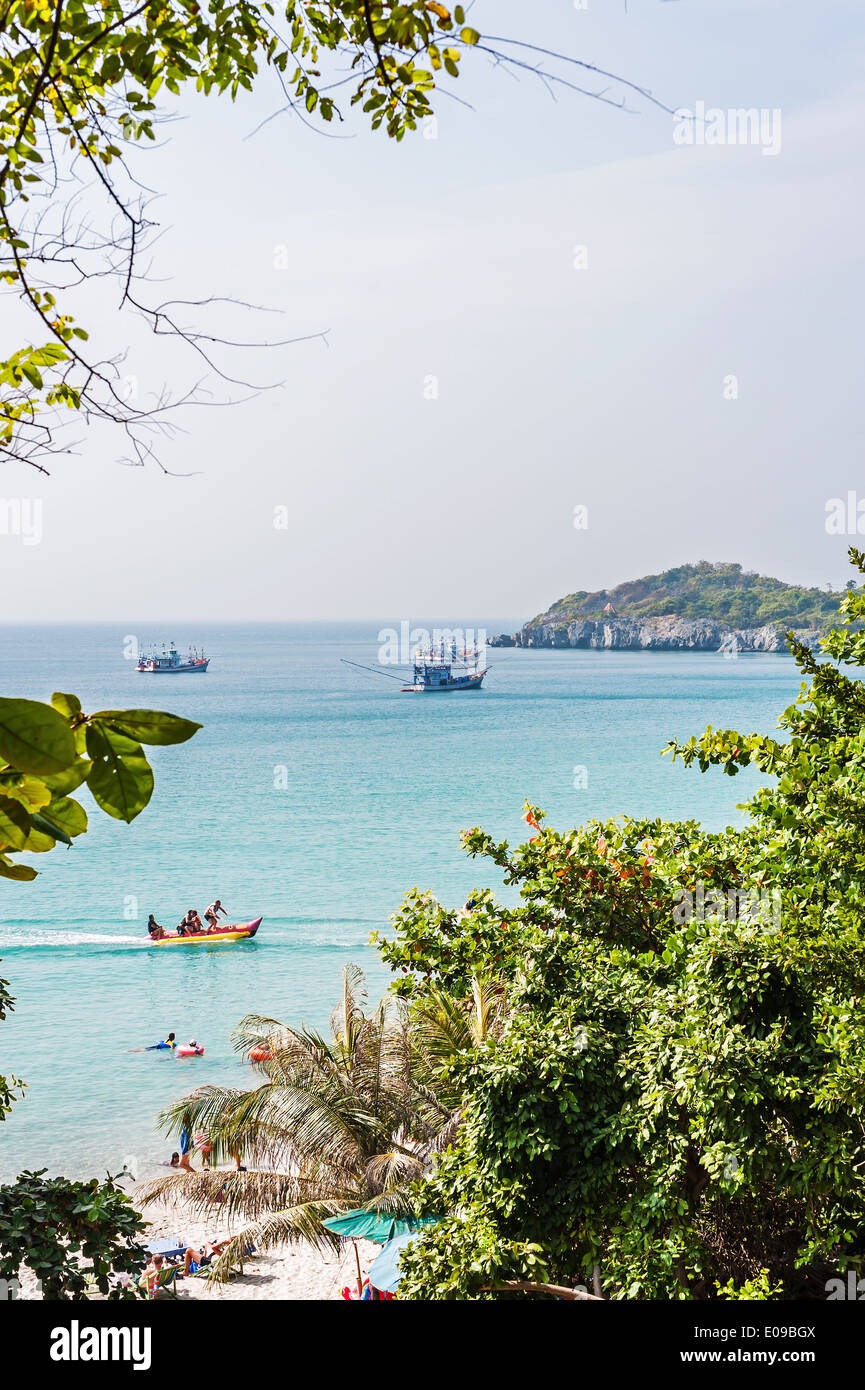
[151,917,262,948]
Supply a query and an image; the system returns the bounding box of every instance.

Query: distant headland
[488,562,844,652]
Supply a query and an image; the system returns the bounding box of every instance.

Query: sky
[2,0,864,623]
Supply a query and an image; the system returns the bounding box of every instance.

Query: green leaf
[0,698,78,775]
[51,692,82,720]
[0,794,31,850]
[41,759,92,796]
[0,772,51,812]
[85,725,154,822]
[44,796,87,839]
[460,27,480,45]
[31,797,87,846]
[91,709,202,746]
[30,812,72,846]
[0,856,37,882]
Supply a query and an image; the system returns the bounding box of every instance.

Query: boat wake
[0,930,147,950]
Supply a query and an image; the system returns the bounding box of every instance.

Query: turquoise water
[0,624,803,1180]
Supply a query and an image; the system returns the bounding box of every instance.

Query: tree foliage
[0,2,672,470]
[0,0,477,465]
[534,561,844,631]
[386,552,865,1299]
[0,1169,148,1298]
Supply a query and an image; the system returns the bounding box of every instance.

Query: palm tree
[138,965,506,1276]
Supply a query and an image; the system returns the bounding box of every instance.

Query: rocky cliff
[488,616,822,653]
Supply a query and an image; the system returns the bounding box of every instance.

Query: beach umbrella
[322,1210,437,1296]
[322,1209,436,1244]
[367,1232,418,1295]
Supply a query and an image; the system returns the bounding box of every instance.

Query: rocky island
[489,562,843,652]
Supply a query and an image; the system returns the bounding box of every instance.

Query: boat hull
[400,672,487,692]
[151,917,262,947]
[136,660,209,673]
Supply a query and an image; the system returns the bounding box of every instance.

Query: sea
[0,623,804,1181]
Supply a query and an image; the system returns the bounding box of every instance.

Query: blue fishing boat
[341,638,489,692]
[136,642,210,674]
[400,640,487,692]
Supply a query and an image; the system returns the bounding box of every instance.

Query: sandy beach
[17,1197,381,1301]
[138,1204,381,1300]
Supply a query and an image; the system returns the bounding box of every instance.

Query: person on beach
[194,1129,213,1167]
[204,899,227,931]
[146,1032,176,1051]
[179,1125,194,1170]
[182,1239,231,1276]
[140,1253,173,1297]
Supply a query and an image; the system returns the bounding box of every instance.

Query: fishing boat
[341,640,488,693]
[400,640,487,692]
[136,642,209,674]
[151,917,262,948]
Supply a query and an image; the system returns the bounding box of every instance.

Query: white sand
[16,1198,381,1300]
[140,1204,380,1300]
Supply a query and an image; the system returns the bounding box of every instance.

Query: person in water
[146,914,165,940]
[146,1032,176,1051]
[187,909,204,934]
[204,899,227,931]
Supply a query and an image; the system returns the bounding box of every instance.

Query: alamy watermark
[673,882,782,929]
[50,1322,152,1370]
[0,497,42,545]
[826,1271,865,1300]
[673,102,782,157]
[826,492,865,535]
[378,623,487,666]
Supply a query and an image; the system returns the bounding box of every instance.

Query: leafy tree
[532,562,844,632]
[383,555,865,1299]
[0,1169,148,1298]
[0,2,666,470]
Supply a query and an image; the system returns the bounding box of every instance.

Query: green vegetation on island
[532,561,846,631]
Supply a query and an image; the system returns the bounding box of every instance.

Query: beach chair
[188,1241,257,1280]
[142,1264,181,1299]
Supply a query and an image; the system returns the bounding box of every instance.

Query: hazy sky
[2,0,864,622]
